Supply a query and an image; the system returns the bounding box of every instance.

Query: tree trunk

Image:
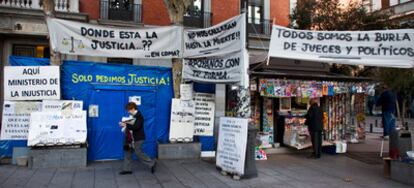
[41,0,62,66]
[162,0,192,98]
[172,58,182,98]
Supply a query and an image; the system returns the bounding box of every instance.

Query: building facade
[0,0,291,127]
[363,0,414,27]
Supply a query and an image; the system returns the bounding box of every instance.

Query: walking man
[305,98,323,159]
[119,102,156,175]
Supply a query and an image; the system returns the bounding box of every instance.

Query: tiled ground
[0,153,411,188]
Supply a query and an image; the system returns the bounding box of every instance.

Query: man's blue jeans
[382,111,396,137]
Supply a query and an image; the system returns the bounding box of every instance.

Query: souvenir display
[257,78,369,150]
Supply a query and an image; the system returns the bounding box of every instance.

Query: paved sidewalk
[0,153,411,188]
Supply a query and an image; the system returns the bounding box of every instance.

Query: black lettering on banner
[80,27,115,38]
[187,20,238,39]
[22,67,39,75]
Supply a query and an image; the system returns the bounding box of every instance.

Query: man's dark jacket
[126,111,145,141]
[305,104,323,132]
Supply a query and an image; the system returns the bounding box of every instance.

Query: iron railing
[100,0,142,23]
[248,18,272,36]
[0,0,79,12]
[184,10,212,28]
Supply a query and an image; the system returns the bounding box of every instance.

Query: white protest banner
[27,111,87,146]
[4,66,60,101]
[47,18,182,59]
[169,99,195,142]
[183,51,243,83]
[194,93,215,136]
[216,117,248,175]
[184,14,245,57]
[42,100,83,112]
[269,25,414,68]
[1,101,42,140]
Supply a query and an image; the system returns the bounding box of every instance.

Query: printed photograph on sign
[88,105,99,118]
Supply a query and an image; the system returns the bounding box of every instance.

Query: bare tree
[163,0,193,24]
[163,0,193,98]
[41,0,61,65]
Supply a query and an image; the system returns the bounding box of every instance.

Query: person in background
[305,98,323,159]
[119,102,156,175]
[376,84,396,140]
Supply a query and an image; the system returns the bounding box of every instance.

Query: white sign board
[184,14,246,57]
[129,96,142,106]
[194,93,215,136]
[42,100,83,112]
[216,117,248,175]
[269,25,414,68]
[169,99,195,142]
[47,18,183,59]
[0,101,42,140]
[88,105,99,117]
[27,111,87,146]
[183,51,243,83]
[180,84,193,101]
[4,66,61,101]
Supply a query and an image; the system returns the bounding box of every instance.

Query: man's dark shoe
[151,161,157,174]
[119,171,133,175]
[307,154,316,159]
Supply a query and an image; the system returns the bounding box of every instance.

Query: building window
[248,0,265,34]
[12,44,50,58]
[184,0,211,28]
[107,58,133,65]
[101,0,142,23]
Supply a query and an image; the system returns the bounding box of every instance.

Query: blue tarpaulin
[62,61,173,160]
[2,56,173,160]
[2,56,215,159]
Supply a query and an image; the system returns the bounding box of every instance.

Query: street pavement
[0,152,411,188]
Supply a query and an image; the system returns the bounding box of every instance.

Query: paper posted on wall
[27,111,87,146]
[169,99,195,142]
[0,101,42,140]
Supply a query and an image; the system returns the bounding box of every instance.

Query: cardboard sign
[27,111,87,146]
[42,100,83,112]
[193,93,215,136]
[216,117,248,175]
[169,99,195,142]
[4,66,60,100]
[0,101,42,140]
